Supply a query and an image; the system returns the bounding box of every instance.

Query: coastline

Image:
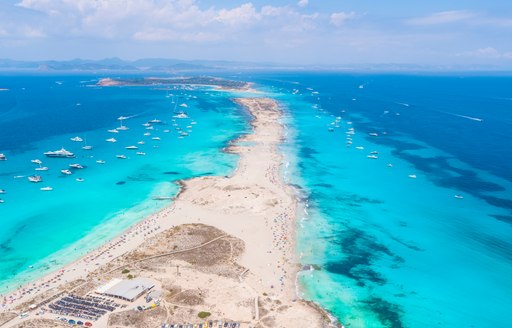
[1,97,338,327]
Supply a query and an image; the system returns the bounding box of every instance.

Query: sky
[0,0,511,67]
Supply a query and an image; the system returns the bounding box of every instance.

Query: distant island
[97,76,251,90]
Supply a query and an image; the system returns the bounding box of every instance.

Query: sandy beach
[0,97,336,328]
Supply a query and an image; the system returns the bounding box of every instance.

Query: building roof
[95,278,122,294]
[97,278,155,300]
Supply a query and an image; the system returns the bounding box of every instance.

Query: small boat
[108,129,119,133]
[117,125,129,131]
[76,178,85,182]
[28,175,42,183]
[106,138,117,143]
[0,199,4,203]
[96,160,106,164]
[69,163,84,169]
[70,136,83,142]
[454,195,464,199]
[387,163,393,167]
[146,126,154,130]
[179,103,188,108]
[142,123,151,127]
[117,116,129,121]
[163,129,170,133]
[82,145,93,150]
[40,186,53,191]
[0,189,6,194]
[136,152,146,156]
[31,159,42,164]
[44,148,75,158]
[126,145,138,150]
[173,113,188,119]
[143,132,151,136]
[137,141,145,145]
[368,133,379,137]
[149,119,162,124]
[152,137,161,140]
[116,155,127,159]
[367,155,378,159]
[61,169,72,175]
[35,166,49,171]
[408,174,417,179]
[355,146,364,150]
[370,151,379,154]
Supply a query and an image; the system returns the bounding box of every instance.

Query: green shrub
[127,274,134,279]
[122,269,130,274]
[198,311,211,319]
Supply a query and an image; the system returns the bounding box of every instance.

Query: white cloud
[297,0,308,8]
[458,47,512,60]
[330,11,356,27]
[406,10,476,25]
[215,3,259,26]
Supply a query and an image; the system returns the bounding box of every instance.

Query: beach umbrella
[77,321,84,325]
[84,322,92,327]
[68,319,76,325]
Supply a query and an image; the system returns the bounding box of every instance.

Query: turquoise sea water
[0,74,249,293]
[1,72,512,328]
[249,73,512,328]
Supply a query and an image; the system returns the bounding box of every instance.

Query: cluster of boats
[0,104,195,203]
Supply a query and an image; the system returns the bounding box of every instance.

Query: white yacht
[408,174,417,179]
[355,146,364,150]
[126,145,138,150]
[137,141,145,145]
[152,137,161,140]
[76,178,85,182]
[136,152,146,156]
[0,199,4,203]
[31,159,42,164]
[142,123,151,127]
[116,155,127,159]
[35,166,49,171]
[143,132,151,136]
[117,125,129,131]
[96,160,106,164]
[454,195,464,199]
[28,175,42,183]
[0,189,6,194]
[179,103,188,108]
[70,136,83,142]
[0,153,7,161]
[106,138,117,143]
[69,163,84,169]
[108,129,119,133]
[149,119,162,124]
[367,155,378,159]
[44,148,75,158]
[82,145,93,150]
[40,186,53,191]
[173,113,188,119]
[61,169,72,175]
[368,132,379,137]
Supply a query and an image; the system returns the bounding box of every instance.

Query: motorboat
[35,166,49,171]
[0,153,7,161]
[106,138,117,143]
[61,169,72,175]
[408,174,417,179]
[76,178,85,182]
[96,160,106,164]
[367,155,378,159]
[69,163,84,169]
[152,137,161,140]
[70,136,83,142]
[31,159,42,164]
[108,129,119,133]
[82,145,93,150]
[136,152,146,156]
[44,148,75,158]
[40,186,53,191]
[116,155,127,159]
[28,175,42,183]
[126,146,138,150]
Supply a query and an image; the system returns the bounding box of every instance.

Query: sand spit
[1,98,338,327]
